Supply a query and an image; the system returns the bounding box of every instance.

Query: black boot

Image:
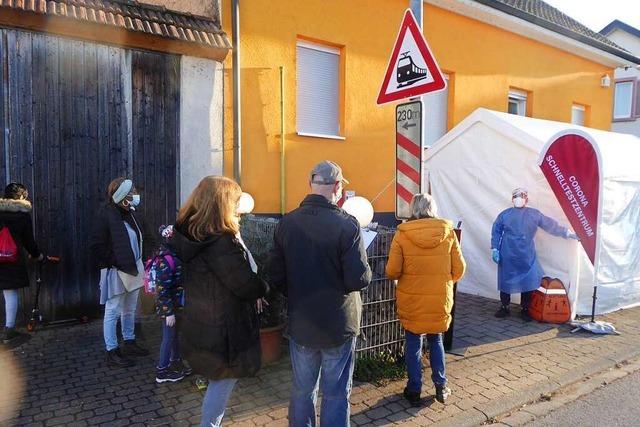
[2,327,21,344]
[122,339,150,357]
[520,309,532,322]
[494,305,511,318]
[435,384,451,403]
[403,387,421,407]
[106,348,135,368]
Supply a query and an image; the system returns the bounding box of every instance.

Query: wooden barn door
[0,28,180,322]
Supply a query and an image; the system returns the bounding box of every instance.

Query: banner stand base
[570,320,619,335]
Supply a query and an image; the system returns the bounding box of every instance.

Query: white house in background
[600,20,640,136]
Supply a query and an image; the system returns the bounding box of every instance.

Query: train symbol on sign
[397,52,428,88]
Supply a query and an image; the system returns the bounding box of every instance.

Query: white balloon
[342,196,374,228]
[238,192,255,214]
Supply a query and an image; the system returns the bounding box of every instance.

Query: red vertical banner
[539,133,601,264]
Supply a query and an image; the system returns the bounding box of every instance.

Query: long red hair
[176,176,242,241]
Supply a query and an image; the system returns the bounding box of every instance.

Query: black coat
[89,204,155,275]
[267,194,372,349]
[169,227,269,380]
[0,198,41,290]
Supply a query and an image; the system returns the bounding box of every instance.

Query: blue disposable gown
[491,207,568,294]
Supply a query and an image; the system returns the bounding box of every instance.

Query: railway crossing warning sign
[377,9,446,105]
[395,100,422,219]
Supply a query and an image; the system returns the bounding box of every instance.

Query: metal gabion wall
[240,216,402,359]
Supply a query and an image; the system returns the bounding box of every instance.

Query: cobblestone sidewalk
[1,293,639,426]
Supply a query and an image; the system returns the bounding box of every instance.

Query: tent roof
[424,108,640,180]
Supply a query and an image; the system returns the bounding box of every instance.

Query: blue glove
[491,248,500,264]
[566,230,580,241]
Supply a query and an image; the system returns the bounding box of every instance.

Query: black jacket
[0,198,41,290]
[267,194,372,349]
[169,227,269,380]
[89,204,155,275]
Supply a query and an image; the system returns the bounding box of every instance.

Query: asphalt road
[527,370,640,426]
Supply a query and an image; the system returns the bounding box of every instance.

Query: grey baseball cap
[310,160,349,185]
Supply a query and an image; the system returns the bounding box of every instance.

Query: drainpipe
[410,0,423,23]
[280,66,286,215]
[232,0,242,184]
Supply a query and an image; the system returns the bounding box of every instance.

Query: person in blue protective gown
[491,188,578,321]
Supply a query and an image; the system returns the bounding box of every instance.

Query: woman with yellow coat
[386,194,466,406]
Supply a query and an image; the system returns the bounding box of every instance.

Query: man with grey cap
[268,160,372,427]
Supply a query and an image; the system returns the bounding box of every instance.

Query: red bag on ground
[0,226,18,263]
[529,277,571,324]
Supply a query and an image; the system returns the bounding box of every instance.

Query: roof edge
[426,0,640,66]
[471,0,640,65]
[0,9,230,62]
[600,20,640,40]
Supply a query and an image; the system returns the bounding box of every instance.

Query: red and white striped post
[395,100,422,219]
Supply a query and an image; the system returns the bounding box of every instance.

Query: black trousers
[500,291,533,311]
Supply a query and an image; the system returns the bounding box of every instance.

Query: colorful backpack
[143,250,177,295]
[0,226,18,264]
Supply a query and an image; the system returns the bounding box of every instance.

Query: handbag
[117,258,145,292]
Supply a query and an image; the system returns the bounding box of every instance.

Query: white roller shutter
[296,41,341,137]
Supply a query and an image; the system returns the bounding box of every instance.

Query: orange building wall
[221,0,614,215]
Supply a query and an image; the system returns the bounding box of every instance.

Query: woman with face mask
[490,188,578,321]
[89,178,156,367]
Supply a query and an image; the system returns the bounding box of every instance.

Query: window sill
[613,117,637,123]
[297,132,346,141]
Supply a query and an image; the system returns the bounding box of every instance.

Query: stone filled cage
[240,215,403,359]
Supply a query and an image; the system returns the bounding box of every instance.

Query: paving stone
[3,296,640,427]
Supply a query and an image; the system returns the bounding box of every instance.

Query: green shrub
[353,349,406,385]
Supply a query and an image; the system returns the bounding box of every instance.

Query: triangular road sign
[377,9,447,105]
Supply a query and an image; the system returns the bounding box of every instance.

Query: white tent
[423,108,640,315]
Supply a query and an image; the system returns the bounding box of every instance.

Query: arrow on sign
[402,122,416,130]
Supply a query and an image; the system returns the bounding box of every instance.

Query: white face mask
[333,185,343,205]
[513,197,526,208]
[130,194,141,207]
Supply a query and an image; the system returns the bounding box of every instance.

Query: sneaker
[2,327,21,344]
[435,384,451,403]
[494,306,511,318]
[156,369,185,384]
[122,340,150,357]
[403,387,421,407]
[106,348,135,368]
[520,309,532,322]
[170,359,193,376]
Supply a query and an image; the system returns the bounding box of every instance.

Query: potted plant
[240,215,287,364]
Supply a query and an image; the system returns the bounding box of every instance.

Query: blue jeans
[3,290,18,328]
[289,337,356,427]
[157,318,181,370]
[405,331,446,393]
[201,378,238,427]
[103,288,140,351]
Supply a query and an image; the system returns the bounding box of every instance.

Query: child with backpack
[146,225,191,383]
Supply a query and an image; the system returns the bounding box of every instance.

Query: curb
[429,344,640,427]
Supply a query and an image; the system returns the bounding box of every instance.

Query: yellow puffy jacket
[385,218,466,334]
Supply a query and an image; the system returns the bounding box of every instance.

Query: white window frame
[571,104,586,126]
[296,40,344,140]
[613,79,635,121]
[508,89,528,117]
